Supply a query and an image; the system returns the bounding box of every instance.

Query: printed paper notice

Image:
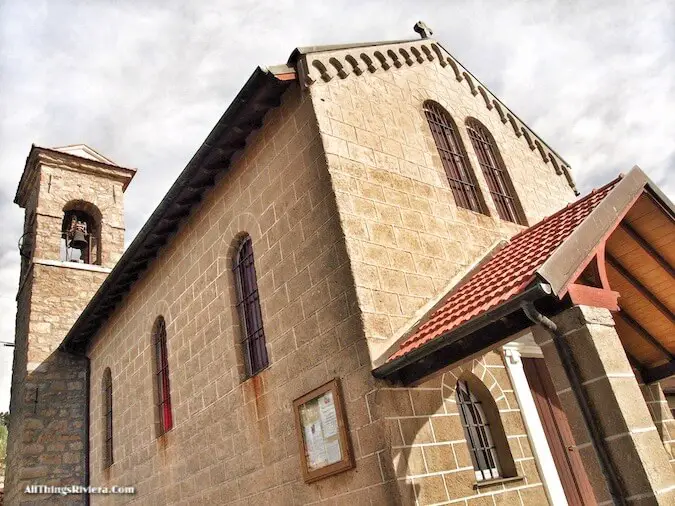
[299,390,342,470]
[319,392,338,437]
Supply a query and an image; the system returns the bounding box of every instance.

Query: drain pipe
[521,302,626,505]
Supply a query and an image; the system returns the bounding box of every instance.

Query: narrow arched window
[152,316,173,435]
[466,119,525,224]
[456,378,516,481]
[102,368,113,468]
[423,101,485,213]
[233,235,268,377]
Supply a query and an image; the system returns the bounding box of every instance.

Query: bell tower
[5,145,135,505]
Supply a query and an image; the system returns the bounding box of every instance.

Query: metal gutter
[372,281,553,379]
[61,66,292,353]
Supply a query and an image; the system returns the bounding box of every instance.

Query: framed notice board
[293,378,354,483]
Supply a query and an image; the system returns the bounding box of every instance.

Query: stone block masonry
[86,84,400,504]
[532,305,675,504]
[307,44,578,366]
[6,146,130,505]
[9,36,588,505]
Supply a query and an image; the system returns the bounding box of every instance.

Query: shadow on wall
[5,349,88,505]
[639,378,675,462]
[377,355,533,505]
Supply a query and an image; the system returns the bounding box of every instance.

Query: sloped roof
[60,66,293,353]
[57,31,579,354]
[374,166,674,383]
[385,177,621,364]
[53,144,118,165]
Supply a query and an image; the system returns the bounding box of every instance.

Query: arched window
[233,235,268,377]
[466,119,525,224]
[456,377,516,481]
[102,368,113,468]
[60,201,102,265]
[423,101,485,214]
[152,316,173,435]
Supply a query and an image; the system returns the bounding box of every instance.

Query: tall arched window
[152,316,173,435]
[466,119,525,224]
[423,101,485,214]
[233,235,268,377]
[102,368,113,468]
[456,377,516,481]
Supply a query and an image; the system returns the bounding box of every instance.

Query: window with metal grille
[456,380,501,481]
[152,317,173,435]
[424,101,485,213]
[233,235,269,377]
[102,368,113,468]
[466,119,524,224]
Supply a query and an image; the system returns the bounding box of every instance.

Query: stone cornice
[295,38,577,195]
[32,258,113,274]
[14,146,136,208]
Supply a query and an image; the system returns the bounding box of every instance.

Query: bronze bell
[70,230,88,250]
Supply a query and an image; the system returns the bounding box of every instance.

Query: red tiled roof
[387,176,623,363]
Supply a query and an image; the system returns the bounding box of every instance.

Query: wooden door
[522,357,597,506]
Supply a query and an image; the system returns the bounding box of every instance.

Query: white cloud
[0,0,673,410]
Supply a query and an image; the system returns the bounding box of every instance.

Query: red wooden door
[522,357,597,506]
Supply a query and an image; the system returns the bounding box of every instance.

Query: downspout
[521,302,626,505]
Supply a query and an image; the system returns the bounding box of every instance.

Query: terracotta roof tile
[387,176,623,363]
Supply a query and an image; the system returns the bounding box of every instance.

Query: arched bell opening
[60,201,102,265]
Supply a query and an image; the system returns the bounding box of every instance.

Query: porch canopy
[373,167,674,385]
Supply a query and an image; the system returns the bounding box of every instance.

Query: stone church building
[5,25,675,505]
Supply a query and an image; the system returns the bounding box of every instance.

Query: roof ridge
[507,173,624,243]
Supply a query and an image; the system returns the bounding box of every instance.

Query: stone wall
[306,46,577,365]
[5,151,126,504]
[639,379,675,470]
[303,43,580,504]
[33,162,126,268]
[372,352,547,505]
[82,44,582,505]
[87,83,400,504]
[6,264,105,505]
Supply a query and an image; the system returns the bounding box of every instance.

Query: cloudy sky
[0,0,673,411]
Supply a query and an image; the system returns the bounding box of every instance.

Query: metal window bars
[233,236,269,377]
[466,121,521,224]
[103,369,113,468]
[424,102,483,213]
[153,318,173,435]
[456,380,501,481]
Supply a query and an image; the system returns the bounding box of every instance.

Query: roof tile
[387,177,622,363]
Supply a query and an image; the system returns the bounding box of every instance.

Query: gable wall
[306,42,577,364]
[304,41,577,504]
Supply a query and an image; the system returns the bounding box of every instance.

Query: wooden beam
[567,284,619,311]
[615,311,673,361]
[620,222,674,278]
[642,360,675,383]
[607,253,675,324]
[624,350,645,372]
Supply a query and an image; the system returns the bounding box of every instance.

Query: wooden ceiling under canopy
[604,192,675,382]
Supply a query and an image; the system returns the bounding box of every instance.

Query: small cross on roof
[414,21,433,39]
